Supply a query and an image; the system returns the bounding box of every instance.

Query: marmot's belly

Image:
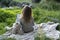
[22,26,34,33]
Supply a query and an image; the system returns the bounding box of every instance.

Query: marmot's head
[22,5,32,22]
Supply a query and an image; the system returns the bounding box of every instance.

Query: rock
[0,35,8,40]
[2,20,60,40]
[3,24,38,40]
[39,22,60,40]
[5,26,12,31]
[45,30,60,40]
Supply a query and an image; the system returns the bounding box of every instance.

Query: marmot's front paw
[18,29,24,35]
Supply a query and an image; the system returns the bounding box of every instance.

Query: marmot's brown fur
[21,5,32,23]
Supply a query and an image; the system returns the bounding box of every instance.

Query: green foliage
[0,11,14,22]
[33,7,60,24]
[0,8,21,34]
[39,0,60,10]
[0,8,21,25]
[0,23,7,35]
[33,8,41,23]
[35,37,40,40]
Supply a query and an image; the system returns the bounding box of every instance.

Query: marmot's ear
[28,4,32,8]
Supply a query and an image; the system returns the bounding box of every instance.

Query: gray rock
[39,22,60,40]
